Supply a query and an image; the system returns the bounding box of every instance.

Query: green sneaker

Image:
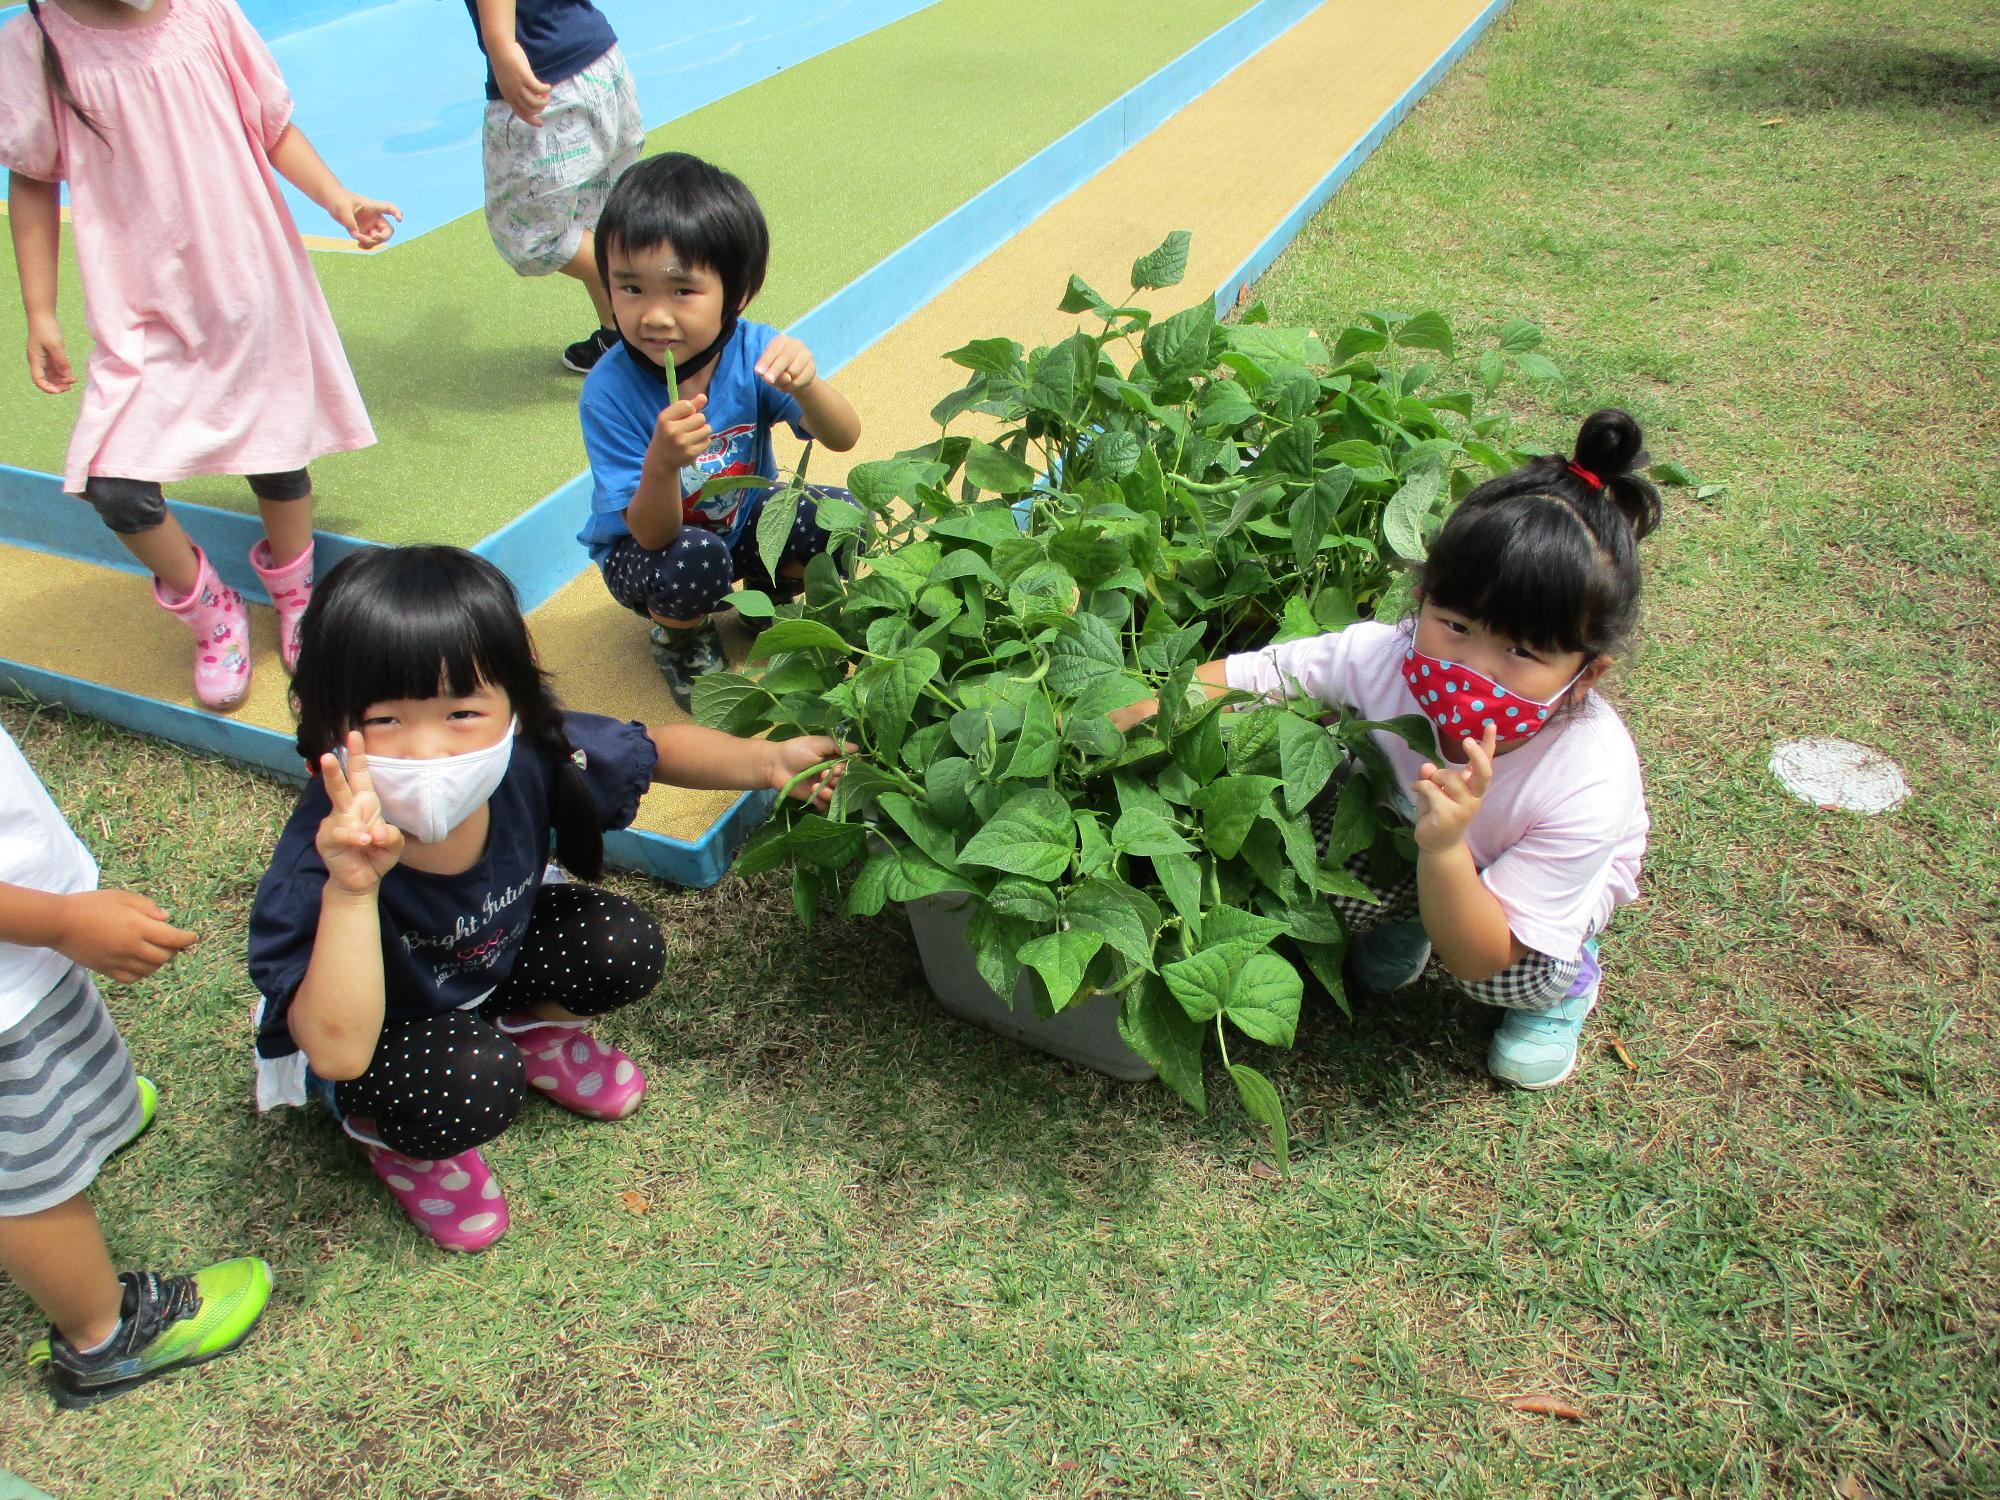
[119,1075,158,1151]
[648,620,728,711]
[28,1258,273,1410]
[1487,945,1600,1090]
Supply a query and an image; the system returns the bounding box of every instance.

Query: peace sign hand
[1411,721,1497,854]
[316,732,405,895]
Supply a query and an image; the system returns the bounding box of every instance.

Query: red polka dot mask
[1401,646,1586,750]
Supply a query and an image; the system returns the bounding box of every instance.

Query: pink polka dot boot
[248,538,314,673]
[499,1017,646,1121]
[151,544,250,711]
[362,1144,509,1253]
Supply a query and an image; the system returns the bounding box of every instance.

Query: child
[1,0,401,711]
[578,152,863,710]
[463,0,643,372]
[0,721,271,1407]
[247,546,846,1252]
[1118,410,1659,1090]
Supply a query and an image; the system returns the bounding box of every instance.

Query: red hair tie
[1566,460,1604,490]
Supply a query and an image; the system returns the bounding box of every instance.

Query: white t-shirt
[0,724,98,1029]
[1224,620,1648,959]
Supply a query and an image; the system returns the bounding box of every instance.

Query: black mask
[619,317,738,390]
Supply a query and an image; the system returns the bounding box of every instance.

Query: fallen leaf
[1509,1394,1586,1421]
[1835,1475,1879,1500]
[1761,115,1787,127]
[619,1191,650,1216]
[1607,1036,1638,1073]
[1247,1159,1282,1182]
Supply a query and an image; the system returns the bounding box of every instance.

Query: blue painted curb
[1211,0,1516,317]
[0,655,767,889]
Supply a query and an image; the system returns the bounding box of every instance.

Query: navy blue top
[462,0,618,101]
[248,712,656,1058]
[577,323,809,561]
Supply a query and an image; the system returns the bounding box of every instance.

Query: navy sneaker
[562,327,619,374]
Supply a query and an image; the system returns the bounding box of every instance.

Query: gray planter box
[903,895,1157,1082]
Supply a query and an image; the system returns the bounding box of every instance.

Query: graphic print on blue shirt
[683,423,760,534]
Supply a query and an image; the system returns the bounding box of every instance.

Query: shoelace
[119,1272,201,1351]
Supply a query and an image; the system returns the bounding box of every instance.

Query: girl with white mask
[1113,411,1663,1094]
[247,547,846,1252]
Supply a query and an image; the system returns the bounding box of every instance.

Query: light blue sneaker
[1488,944,1600,1090]
[1347,917,1432,994]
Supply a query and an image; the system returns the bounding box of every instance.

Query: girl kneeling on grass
[247,547,843,1252]
[1116,410,1660,1090]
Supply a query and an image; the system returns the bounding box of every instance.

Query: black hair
[26,1,110,150]
[1417,409,1664,664]
[594,152,770,322]
[289,546,605,880]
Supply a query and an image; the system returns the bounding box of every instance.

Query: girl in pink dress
[1,0,401,711]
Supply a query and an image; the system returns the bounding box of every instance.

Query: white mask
[342,719,517,844]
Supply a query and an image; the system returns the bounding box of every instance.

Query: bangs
[598,154,768,309]
[1420,496,1601,655]
[292,548,544,759]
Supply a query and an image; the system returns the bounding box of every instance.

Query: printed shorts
[482,44,645,276]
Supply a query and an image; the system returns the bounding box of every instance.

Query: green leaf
[1200,904,1291,956]
[1129,229,1192,291]
[1090,429,1142,481]
[963,439,1038,495]
[1393,310,1455,358]
[987,875,1059,923]
[875,792,959,869]
[1019,927,1105,1012]
[1332,324,1388,363]
[1383,464,1444,563]
[923,755,973,825]
[1649,460,1697,487]
[1058,273,1112,316]
[1229,1062,1289,1170]
[1289,466,1353,571]
[691,672,778,735]
[1498,318,1542,353]
[1197,382,1261,431]
[813,493,866,533]
[844,851,897,917]
[1276,715,1340,817]
[1161,946,1299,1046]
[1223,705,1283,773]
[944,337,1024,378]
[883,849,978,902]
[1190,775,1282,859]
[749,618,853,659]
[791,863,822,927]
[1119,977,1206,1112]
[1001,693,1060,780]
[1171,706,1226,786]
[1323,772,1376,866]
[854,648,939,759]
[1110,806,1195,857]
[1142,301,1217,384]
[966,904,1030,1001]
[957,788,1076,880]
[1028,333,1089,421]
[756,486,803,585]
[1064,878,1161,972]
[1152,851,1204,939]
[1513,350,1562,383]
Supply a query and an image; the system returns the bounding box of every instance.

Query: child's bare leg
[0,1193,123,1348]
[117,516,200,599]
[558,230,615,327]
[256,492,314,568]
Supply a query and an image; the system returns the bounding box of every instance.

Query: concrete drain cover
[1769,737,1909,814]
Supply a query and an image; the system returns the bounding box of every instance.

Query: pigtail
[1569,408,1662,540]
[26,0,109,151]
[539,721,606,882]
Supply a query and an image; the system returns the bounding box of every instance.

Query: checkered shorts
[1311,785,1591,1012]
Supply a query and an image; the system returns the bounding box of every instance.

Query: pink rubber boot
[152,545,251,711]
[498,1016,647,1121]
[248,538,313,673]
[361,1144,509,1253]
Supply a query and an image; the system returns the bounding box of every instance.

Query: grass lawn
[2,0,1996,1493]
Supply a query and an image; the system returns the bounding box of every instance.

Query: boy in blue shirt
[465,0,644,372]
[578,154,862,708]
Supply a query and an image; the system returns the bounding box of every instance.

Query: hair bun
[1572,409,1644,478]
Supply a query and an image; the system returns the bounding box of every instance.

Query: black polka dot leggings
[598,485,849,621]
[332,883,666,1158]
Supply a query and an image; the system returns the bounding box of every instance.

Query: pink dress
[0,0,374,494]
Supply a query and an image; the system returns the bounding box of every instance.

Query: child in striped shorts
[0,722,272,1408]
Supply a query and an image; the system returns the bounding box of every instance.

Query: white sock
[72,1317,122,1356]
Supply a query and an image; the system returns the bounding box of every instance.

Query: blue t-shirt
[248,712,656,1060]
[462,0,617,101]
[577,323,809,562]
